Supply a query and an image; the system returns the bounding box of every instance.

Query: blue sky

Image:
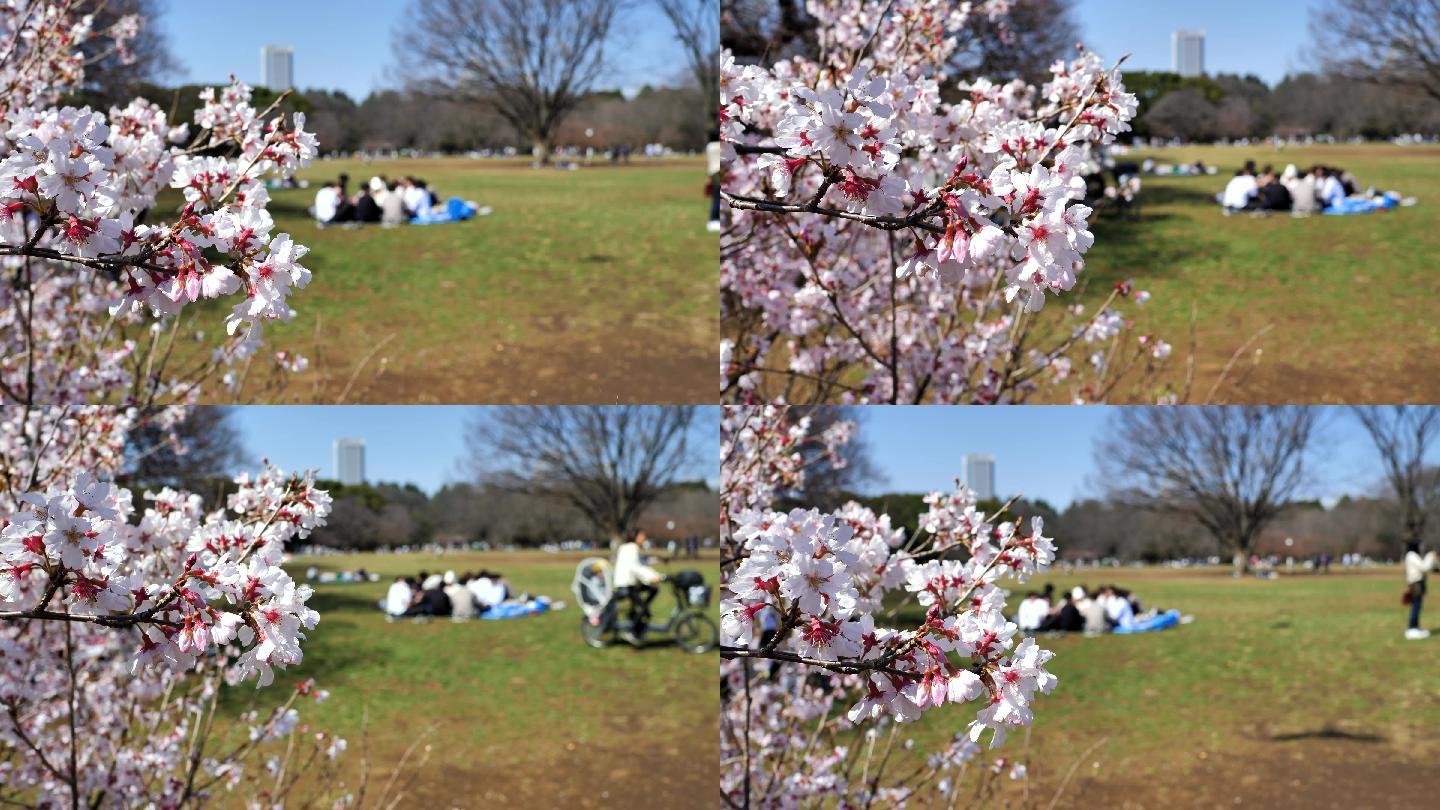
[156,0,695,100]
[229,406,720,493]
[854,407,1437,509]
[1074,0,1316,84]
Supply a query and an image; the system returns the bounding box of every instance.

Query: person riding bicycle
[614,529,665,644]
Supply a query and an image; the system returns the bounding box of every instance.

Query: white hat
[1071,586,1086,601]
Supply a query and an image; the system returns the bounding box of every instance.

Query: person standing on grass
[1404,541,1438,640]
[707,129,722,233]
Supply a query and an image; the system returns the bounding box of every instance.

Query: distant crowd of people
[383,569,511,620]
[1220,160,1357,214]
[663,534,705,559]
[313,172,479,225]
[305,566,377,584]
[1017,584,1148,635]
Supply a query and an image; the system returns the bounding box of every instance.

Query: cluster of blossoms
[720,402,856,528]
[720,0,1175,404]
[0,403,353,806]
[0,461,331,685]
[721,404,1059,807]
[1,2,318,408]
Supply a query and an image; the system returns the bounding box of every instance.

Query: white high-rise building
[962,454,996,501]
[1172,30,1205,77]
[261,45,294,90]
[333,438,365,486]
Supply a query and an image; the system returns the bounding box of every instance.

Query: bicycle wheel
[581,605,614,648]
[673,612,718,654]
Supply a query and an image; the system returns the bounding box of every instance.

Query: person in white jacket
[1016,592,1049,631]
[1404,541,1438,639]
[615,530,665,643]
[384,576,413,618]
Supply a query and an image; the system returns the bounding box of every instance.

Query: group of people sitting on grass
[1219,160,1405,216]
[382,569,512,620]
[1017,584,1180,635]
[312,173,485,226]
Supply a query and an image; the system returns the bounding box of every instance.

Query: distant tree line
[809,490,1437,565]
[796,406,1440,571]
[61,0,712,158]
[1126,69,1440,141]
[122,406,716,551]
[1130,1,1440,142]
[61,82,709,155]
[302,478,717,550]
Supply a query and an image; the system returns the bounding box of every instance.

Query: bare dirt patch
[1069,734,1440,809]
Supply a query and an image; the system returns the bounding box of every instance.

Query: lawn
[890,566,1440,807]
[182,157,717,404]
[1075,143,1440,403]
[214,549,719,808]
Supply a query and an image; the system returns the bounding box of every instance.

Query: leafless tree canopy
[394,0,621,161]
[466,406,701,538]
[657,0,720,124]
[1144,88,1220,141]
[720,0,818,62]
[947,0,1080,86]
[1353,406,1440,546]
[1311,0,1440,103]
[1098,407,1319,572]
[72,0,178,104]
[121,408,246,501]
[786,407,881,509]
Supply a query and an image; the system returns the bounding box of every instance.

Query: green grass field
[186,157,716,404]
[1076,143,1440,403]
[216,549,718,808]
[890,566,1440,807]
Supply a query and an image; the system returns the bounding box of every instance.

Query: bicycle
[571,559,718,654]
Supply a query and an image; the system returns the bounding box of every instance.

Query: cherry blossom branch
[720,645,927,680]
[724,190,946,234]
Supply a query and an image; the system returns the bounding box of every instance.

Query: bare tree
[1212,97,1257,140]
[720,0,819,62]
[1098,407,1319,573]
[657,0,719,124]
[71,0,179,104]
[393,0,621,163]
[1311,0,1440,104]
[1144,88,1218,141]
[466,406,701,539]
[948,0,1081,85]
[789,406,881,509]
[1353,406,1440,547]
[122,408,246,502]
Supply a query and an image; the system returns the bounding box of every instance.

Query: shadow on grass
[1269,727,1387,744]
[254,194,315,221]
[1137,183,1222,208]
[307,587,387,615]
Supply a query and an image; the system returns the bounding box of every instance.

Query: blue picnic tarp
[1324,192,1401,215]
[411,197,479,225]
[1112,609,1182,634]
[480,595,552,620]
